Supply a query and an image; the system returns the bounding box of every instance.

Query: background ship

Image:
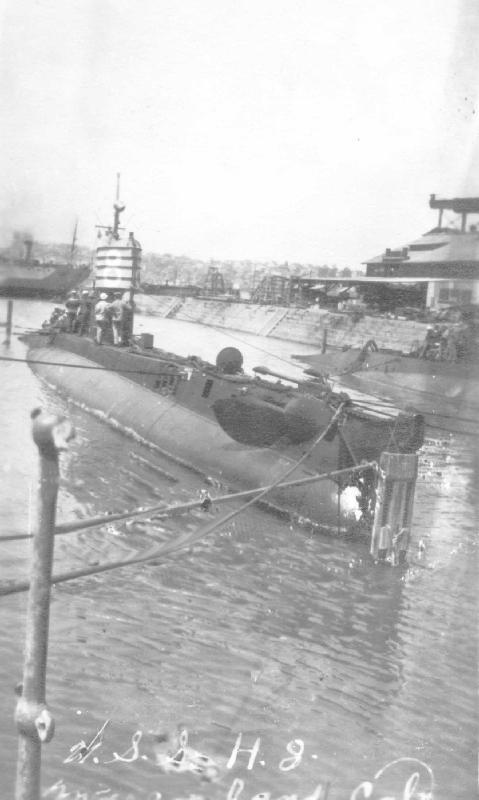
[0,231,91,297]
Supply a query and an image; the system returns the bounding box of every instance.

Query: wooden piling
[2,299,13,345]
[321,326,328,354]
[15,410,74,800]
[370,452,418,563]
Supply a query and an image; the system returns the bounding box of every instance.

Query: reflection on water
[0,300,477,799]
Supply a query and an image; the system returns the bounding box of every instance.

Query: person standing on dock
[94,292,110,344]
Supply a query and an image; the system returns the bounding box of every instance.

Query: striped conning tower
[94,200,142,297]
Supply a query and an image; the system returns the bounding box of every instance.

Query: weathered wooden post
[370,452,418,564]
[15,409,74,800]
[2,299,13,345]
[321,326,328,354]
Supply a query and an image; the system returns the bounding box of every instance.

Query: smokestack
[24,238,33,262]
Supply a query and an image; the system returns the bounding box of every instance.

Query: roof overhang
[309,276,459,285]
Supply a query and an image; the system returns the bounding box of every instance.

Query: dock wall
[136,295,430,353]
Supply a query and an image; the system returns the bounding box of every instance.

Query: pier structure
[370,452,419,564]
[202,265,226,296]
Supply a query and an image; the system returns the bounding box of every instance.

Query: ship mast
[70,219,78,263]
[112,172,125,239]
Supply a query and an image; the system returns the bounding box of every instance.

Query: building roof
[310,276,454,287]
[429,194,479,214]
[366,228,479,265]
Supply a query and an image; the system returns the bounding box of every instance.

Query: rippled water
[0,300,477,800]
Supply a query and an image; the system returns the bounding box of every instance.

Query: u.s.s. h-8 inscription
[43,723,434,800]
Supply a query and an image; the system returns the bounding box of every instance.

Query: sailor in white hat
[94,292,110,344]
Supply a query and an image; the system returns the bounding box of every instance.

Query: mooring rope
[0,403,363,596]
[0,354,183,377]
[1,460,376,543]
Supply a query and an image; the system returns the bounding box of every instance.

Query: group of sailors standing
[50,289,133,345]
[417,321,470,362]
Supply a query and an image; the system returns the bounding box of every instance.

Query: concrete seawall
[136,294,430,353]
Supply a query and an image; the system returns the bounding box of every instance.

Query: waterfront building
[364,195,479,309]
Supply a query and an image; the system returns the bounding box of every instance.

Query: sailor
[120,292,134,346]
[109,292,124,345]
[418,324,440,359]
[65,290,80,332]
[199,489,212,511]
[94,292,110,345]
[49,309,69,332]
[76,290,93,336]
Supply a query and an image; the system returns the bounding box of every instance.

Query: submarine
[23,195,424,530]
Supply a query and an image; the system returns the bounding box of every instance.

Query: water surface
[0,299,476,800]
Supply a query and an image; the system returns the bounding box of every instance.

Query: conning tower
[94,174,142,297]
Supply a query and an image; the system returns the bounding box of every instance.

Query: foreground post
[370,452,418,564]
[15,409,74,800]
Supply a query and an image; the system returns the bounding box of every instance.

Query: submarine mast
[94,173,142,301]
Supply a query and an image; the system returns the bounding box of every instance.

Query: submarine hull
[26,341,355,529]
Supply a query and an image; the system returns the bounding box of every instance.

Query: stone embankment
[136,294,429,353]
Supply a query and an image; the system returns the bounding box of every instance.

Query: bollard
[2,299,13,345]
[321,326,328,354]
[370,452,418,564]
[15,409,74,800]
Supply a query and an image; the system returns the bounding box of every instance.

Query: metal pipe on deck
[15,409,74,800]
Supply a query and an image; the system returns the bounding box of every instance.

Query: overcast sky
[0,0,478,267]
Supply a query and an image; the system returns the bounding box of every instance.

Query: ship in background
[0,227,91,297]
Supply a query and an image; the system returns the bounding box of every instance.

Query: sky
[0,0,478,268]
